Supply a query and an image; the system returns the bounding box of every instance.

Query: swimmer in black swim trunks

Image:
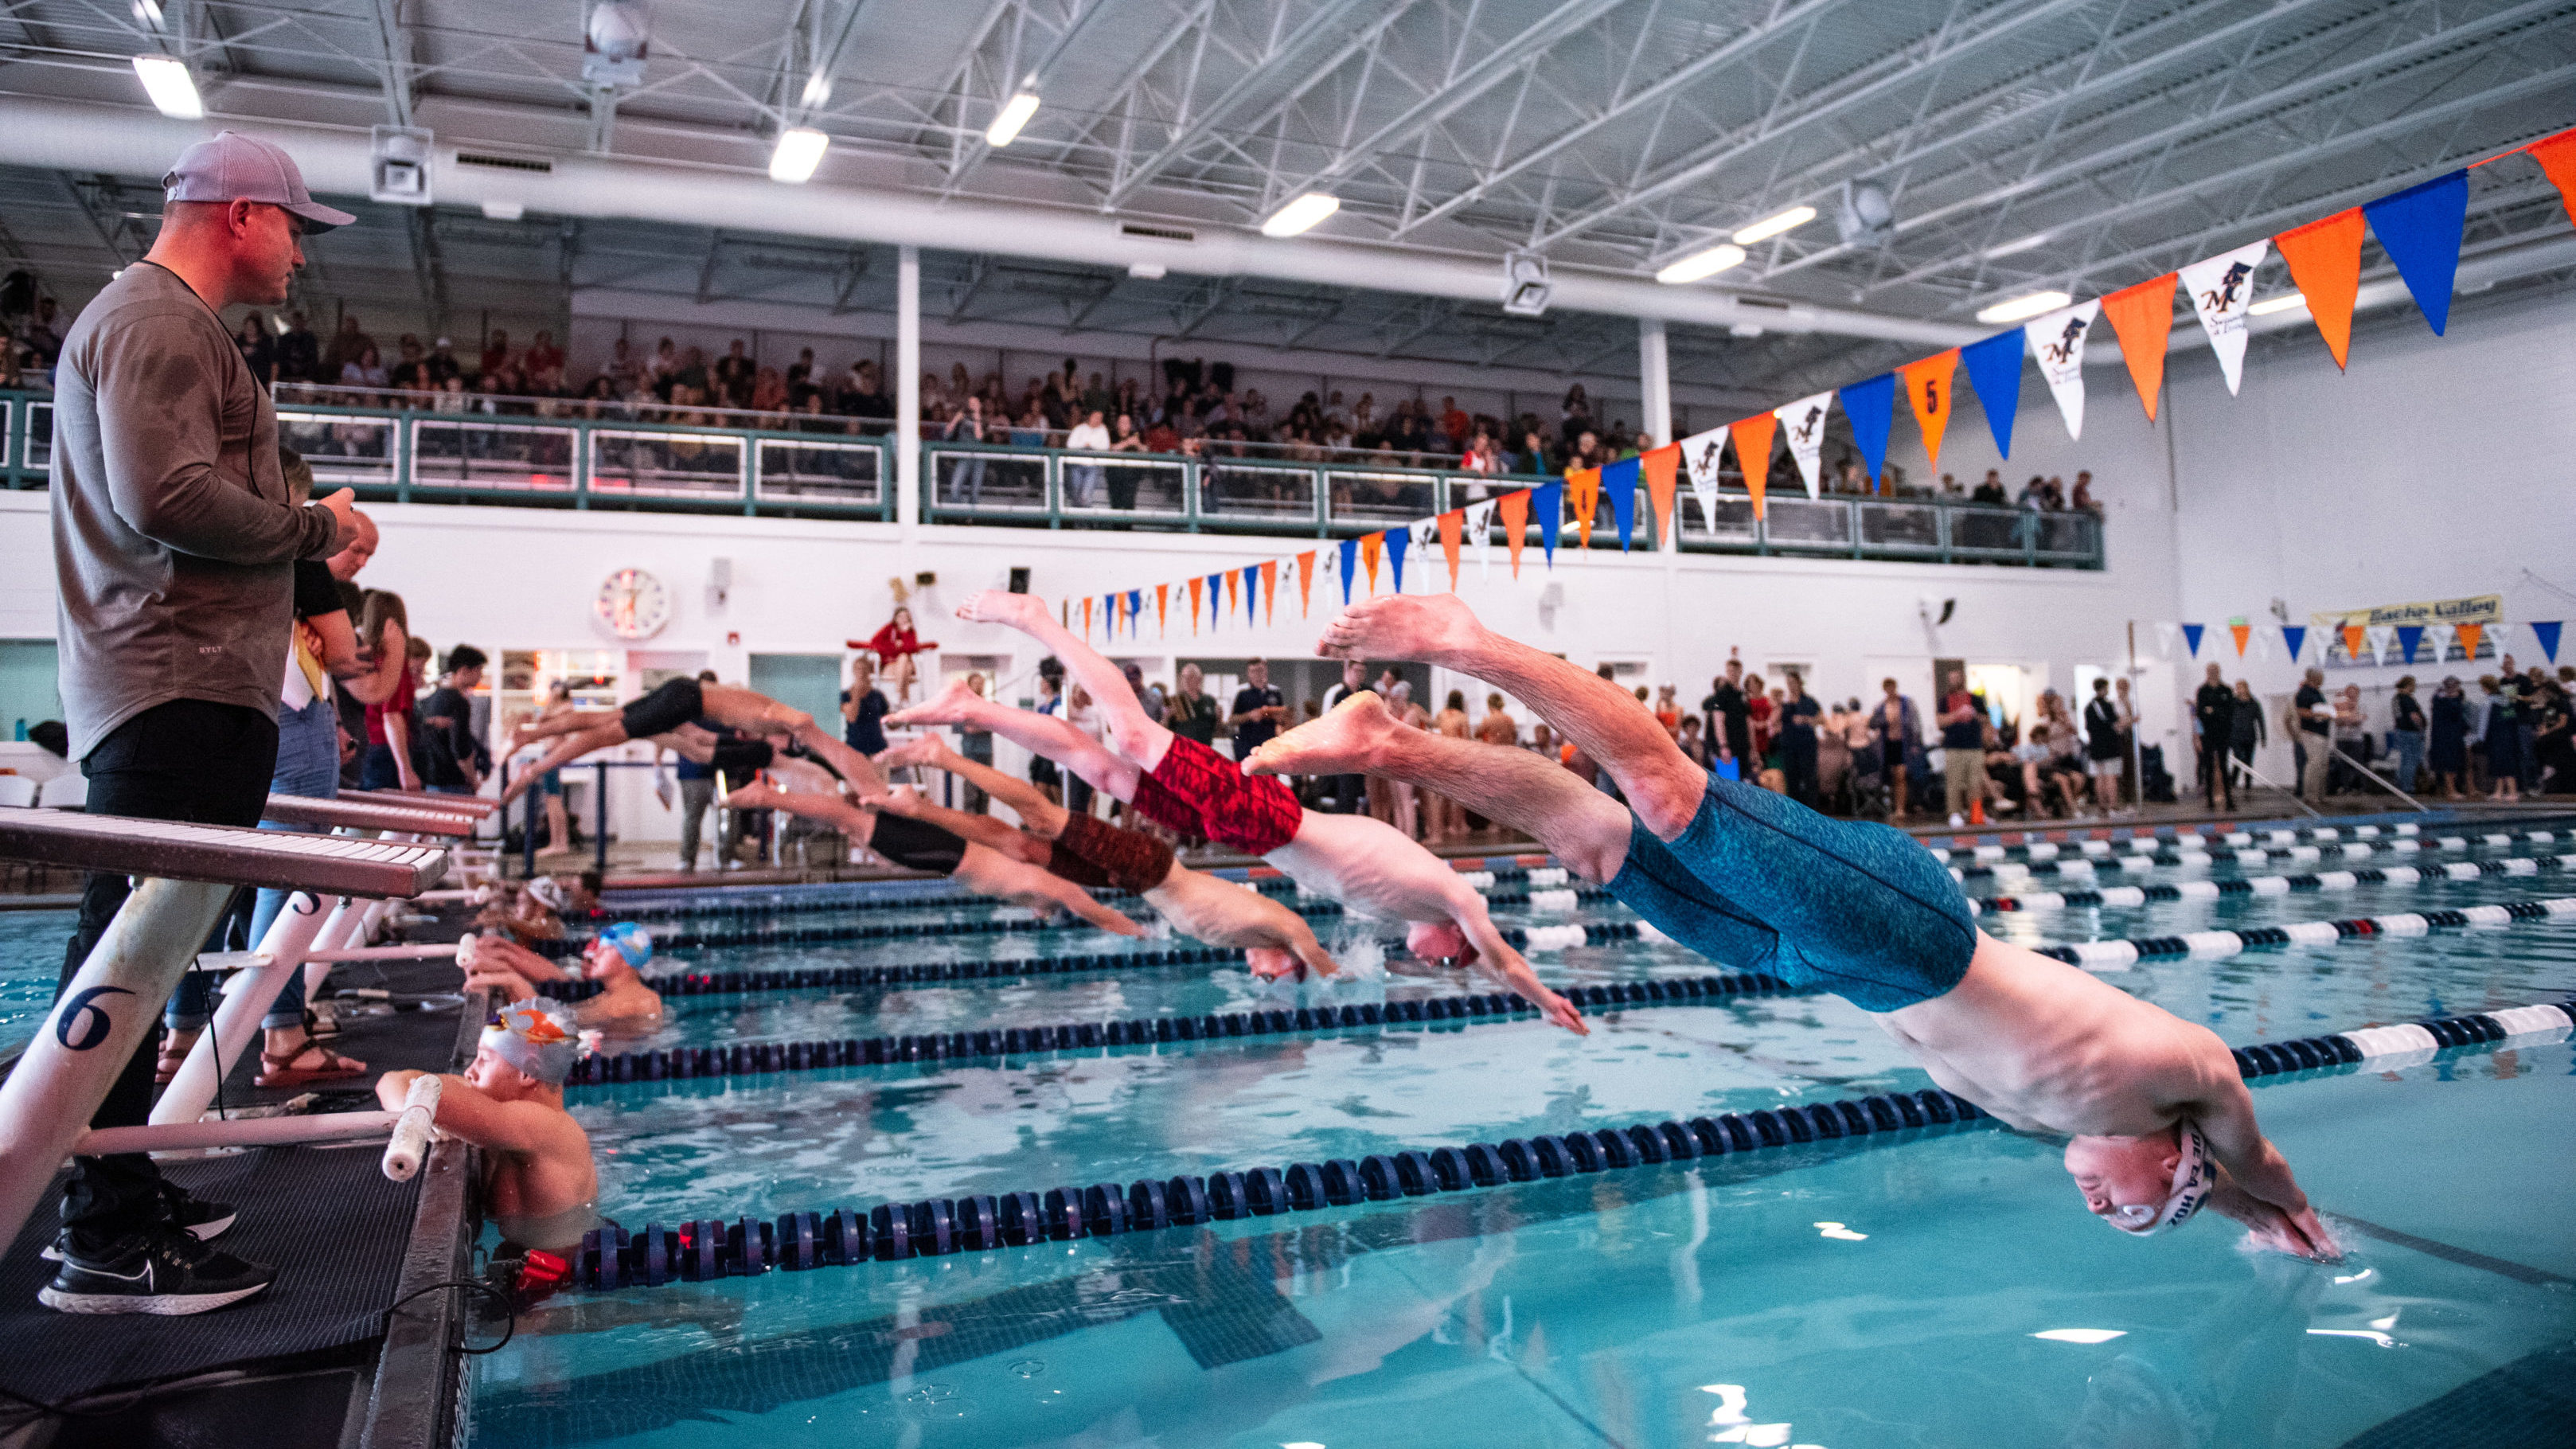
[498,678,811,807]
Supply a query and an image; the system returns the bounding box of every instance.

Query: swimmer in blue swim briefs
[1250,592,2336,1260]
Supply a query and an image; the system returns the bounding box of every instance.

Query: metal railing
[0,390,2101,567]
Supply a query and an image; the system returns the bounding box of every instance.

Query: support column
[896,244,922,529]
[1638,317,1672,447]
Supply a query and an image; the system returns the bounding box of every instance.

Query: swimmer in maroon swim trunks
[888,591,1583,1033]
[876,734,1342,980]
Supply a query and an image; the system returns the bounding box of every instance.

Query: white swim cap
[2109,1119,2212,1236]
[481,1001,580,1085]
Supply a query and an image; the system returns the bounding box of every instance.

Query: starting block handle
[383,1075,443,1181]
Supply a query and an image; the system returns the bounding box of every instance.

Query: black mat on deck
[0,1145,425,1404]
[212,955,470,1112]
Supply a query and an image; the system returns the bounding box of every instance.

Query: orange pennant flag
[1156,582,1169,635]
[1360,532,1384,594]
[2532,127,2576,226]
[1223,568,1239,619]
[2231,622,2250,657]
[1187,576,1202,635]
[1296,550,1317,615]
[1438,510,1463,591]
[2341,623,2367,661]
[1260,560,1278,624]
[1639,443,1680,545]
[1081,596,1093,638]
[1498,490,1529,577]
[2273,209,2364,370]
[2100,274,2179,421]
[1898,350,1960,472]
[2455,622,2484,658]
[1727,414,1778,521]
[1567,468,1601,548]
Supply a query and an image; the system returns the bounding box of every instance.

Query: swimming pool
[460,818,2576,1449]
[0,909,71,1056]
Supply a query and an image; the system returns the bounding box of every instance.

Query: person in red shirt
[522,329,564,379]
[1438,396,1470,450]
[850,605,936,702]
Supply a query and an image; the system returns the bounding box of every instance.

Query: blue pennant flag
[2395,623,2424,662]
[1536,482,1563,566]
[1960,330,2026,459]
[1243,564,1259,623]
[1207,573,1224,630]
[2182,623,2207,658]
[1337,538,1358,605]
[1602,456,1641,551]
[1126,590,1142,639]
[1385,528,1410,593]
[1838,373,1897,486]
[2363,171,2469,336]
[2533,620,2563,664]
[2278,625,2305,661]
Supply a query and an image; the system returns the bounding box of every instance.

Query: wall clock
[595,568,671,640]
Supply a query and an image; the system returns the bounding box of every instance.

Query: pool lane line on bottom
[564,896,2576,1088]
[567,995,2576,1291]
[1974,853,2576,914]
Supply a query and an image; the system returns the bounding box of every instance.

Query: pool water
[0,909,71,1055]
[462,830,2576,1449]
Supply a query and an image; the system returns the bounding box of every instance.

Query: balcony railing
[0,390,2100,568]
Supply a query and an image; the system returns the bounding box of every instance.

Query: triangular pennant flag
[2274,209,2365,369]
[2182,623,2206,658]
[1337,538,1357,605]
[2424,623,2453,661]
[2453,621,2484,658]
[1081,596,1093,638]
[1678,424,1728,531]
[1106,593,1119,639]
[1156,582,1169,635]
[1408,517,1439,586]
[1223,569,1239,622]
[2250,627,2272,661]
[1535,482,1562,566]
[1499,490,1529,577]
[1259,561,1278,625]
[1899,350,1961,473]
[1602,456,1641,549]
[2365,625,2393,666]
[1838,373,1897,486]
[1773,393,1832,498]
[1466,500,1497,580]
[2180,240,2268,396]
[2395,623,2423,662]
[1360,533,1384,595]
[2024,301,2099,441]
[2340,623,2366,662]
[2531,620,2562,663]
[2532,129,2576,227]
[1959,330,2025,458]
[1295,551,1315,616]
[2101,274,2179,421]
[2154,622,2179,658]
[2363,170,2469,336]
[2230,622,2251,658]
[1640,443,1680,544]
[1728,413,1777,521]
[1384,527,1410,594]
[1126,589,1142,639]
[1566,468,1601,548]
[1240,564,1257,624]
[1438,510,1463,590]
[1188,576,1203,634]
[2280,624,2307,661]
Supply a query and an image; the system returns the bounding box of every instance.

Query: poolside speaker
[707,557,732,608]
[369,126,433,207]
[1836,181,1895,247]
[1500,251,1552,317]
[1008,568,1031,595]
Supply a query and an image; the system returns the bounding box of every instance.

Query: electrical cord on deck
[382,1277,517,1354]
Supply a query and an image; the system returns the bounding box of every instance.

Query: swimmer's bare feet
[955,588,1048,631]
[1247,690,1399,777]
[719,779,794,811]
[1316,593,1485,667]
[875,735,954,771]
[886,676,988,728]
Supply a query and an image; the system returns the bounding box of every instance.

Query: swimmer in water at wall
[461,923,664,1031]
[1249,592,2336,1259]
[375,1001,599,1256]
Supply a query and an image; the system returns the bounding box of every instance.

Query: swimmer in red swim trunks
[888,591,1583,1033]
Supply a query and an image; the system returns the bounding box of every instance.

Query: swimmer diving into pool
[496,676,810,807]
[1249,592,2337,1260]
[375,1001,598,1256]
[888,591,1583,1033]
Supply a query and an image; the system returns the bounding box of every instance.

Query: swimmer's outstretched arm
[497,723,626,805]
[723,779,874,837]
[952,842,1146,937]
[375,1069,589,1159]
[2187,1074,2337,1259]
[785,722,890,798]
[1448,893,1586,1035]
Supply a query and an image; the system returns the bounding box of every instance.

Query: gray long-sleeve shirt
[50,261,342,760]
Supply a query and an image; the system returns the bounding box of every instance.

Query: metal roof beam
[369,0,416,129]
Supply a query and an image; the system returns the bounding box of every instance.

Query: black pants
[1780,732,1818,807]
[1329,773,1366,813]
[2199,737,2234,808]
[59,700,279,1251]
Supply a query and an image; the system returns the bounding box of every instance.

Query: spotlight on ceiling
[1731,205,1816,246]
[1500,250,1552,316]
[1128,261,1166,279]
[584,0,652,88]
[769,127,829,184]
[1654,244,1746,285]
[1836,179,1894,246]
[986,92,1041,147]
[1259,192,1341,238]
[2249,291,2309,317]
[1974,289,2072,325]
[131,54,201,119]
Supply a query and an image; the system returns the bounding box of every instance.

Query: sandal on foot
[256,1044,368,1088]
[154,1033,201,1086]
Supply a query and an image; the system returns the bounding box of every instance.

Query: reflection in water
[2058,1254,2323,1449]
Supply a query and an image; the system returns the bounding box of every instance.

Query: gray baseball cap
[162,130,356,232]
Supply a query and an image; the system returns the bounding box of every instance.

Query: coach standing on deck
[42,131,356,1316]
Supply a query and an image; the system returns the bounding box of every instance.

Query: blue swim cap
[598,921,654,968]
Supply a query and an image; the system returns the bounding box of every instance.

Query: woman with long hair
[353,591,420,791]
[2427,676,2469,798]
[859,604,937,703]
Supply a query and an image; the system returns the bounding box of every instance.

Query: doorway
[749,654,845,736]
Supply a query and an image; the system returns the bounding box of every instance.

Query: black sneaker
[40,1183,234,1262]
[37,1226,276,1315]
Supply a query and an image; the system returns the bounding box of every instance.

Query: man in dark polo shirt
[1228,658,1286,762]
[45,131,355,1315]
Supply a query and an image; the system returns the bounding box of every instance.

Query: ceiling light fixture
[1260,193,1341,238]
[1732,205,1817,246]
[481,199,525,221]
[1985,232,2051,260]
[986,92,1041,147]
[131,54,201,119]
[2249,291,2309,316]
[769,127,828,183]
[1975,289,2073,324]
[1654,243,1746,284]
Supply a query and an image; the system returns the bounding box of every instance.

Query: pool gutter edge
[357,986,488,1449]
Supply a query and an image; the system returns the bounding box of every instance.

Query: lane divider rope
[2035,895,2576,969]
[1930,818,2566,865]
[1953,826,2565,882]
[1977,853,2576,914]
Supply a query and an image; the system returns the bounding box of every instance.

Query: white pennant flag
[2425,622,2454,662]
[1467,498,1497,581]
[2024,299,2101,441]
[2250,627,2271,661]
[1408,517,1440,592]
[1678,424,1728,534]
[2180,240,2268,396]
[2365,625,2393,666]
[2153,621,2179,659]
[1772,392,1834,499]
